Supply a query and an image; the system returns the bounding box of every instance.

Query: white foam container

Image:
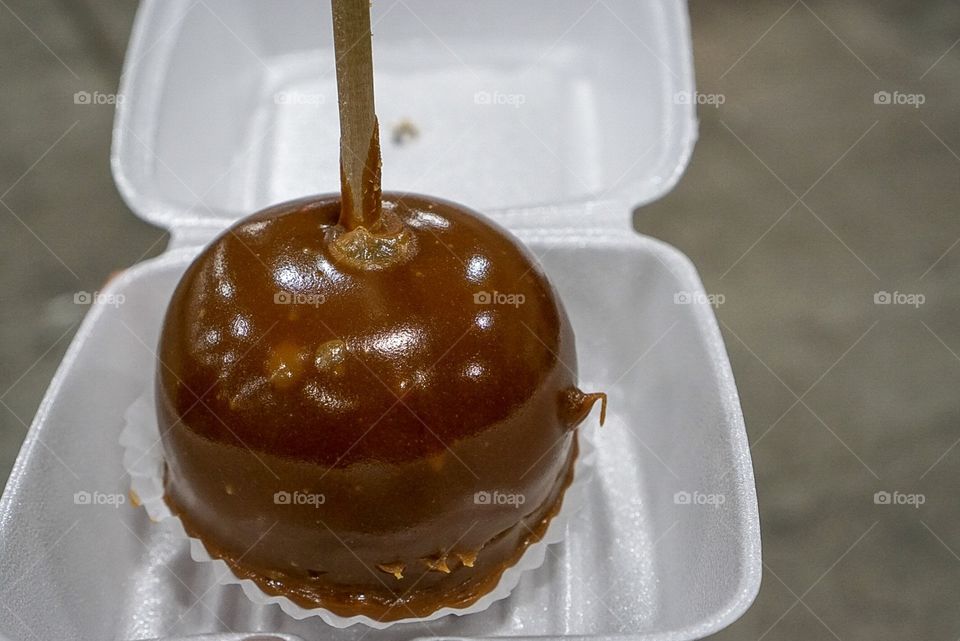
[0,1,760,640]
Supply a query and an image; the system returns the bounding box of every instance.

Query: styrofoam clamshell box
[0,1,760,640]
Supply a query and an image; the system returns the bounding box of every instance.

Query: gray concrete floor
[1,1,958,639]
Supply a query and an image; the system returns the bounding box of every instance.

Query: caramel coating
[156,193,603,620]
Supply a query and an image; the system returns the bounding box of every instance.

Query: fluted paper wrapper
[120,387,598,629]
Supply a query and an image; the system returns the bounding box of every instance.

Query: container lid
[112,0,697,233]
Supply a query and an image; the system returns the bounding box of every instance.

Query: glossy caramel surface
[156,194,601,619]
[160,194,568,465]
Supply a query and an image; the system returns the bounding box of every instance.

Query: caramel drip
[456,550,478,568]
[377,562,405,580]
[421,555,451,574]
[562,387,608,428]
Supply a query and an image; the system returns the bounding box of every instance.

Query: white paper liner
[120,387,598,629]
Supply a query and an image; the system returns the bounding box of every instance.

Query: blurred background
[1,1,958,639]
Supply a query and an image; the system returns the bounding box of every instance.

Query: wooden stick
[332,0,382,230]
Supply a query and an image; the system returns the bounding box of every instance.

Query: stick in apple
[332,0,383,231]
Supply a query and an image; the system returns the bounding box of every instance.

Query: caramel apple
[157,192,605,620]
[154,0,605,622]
